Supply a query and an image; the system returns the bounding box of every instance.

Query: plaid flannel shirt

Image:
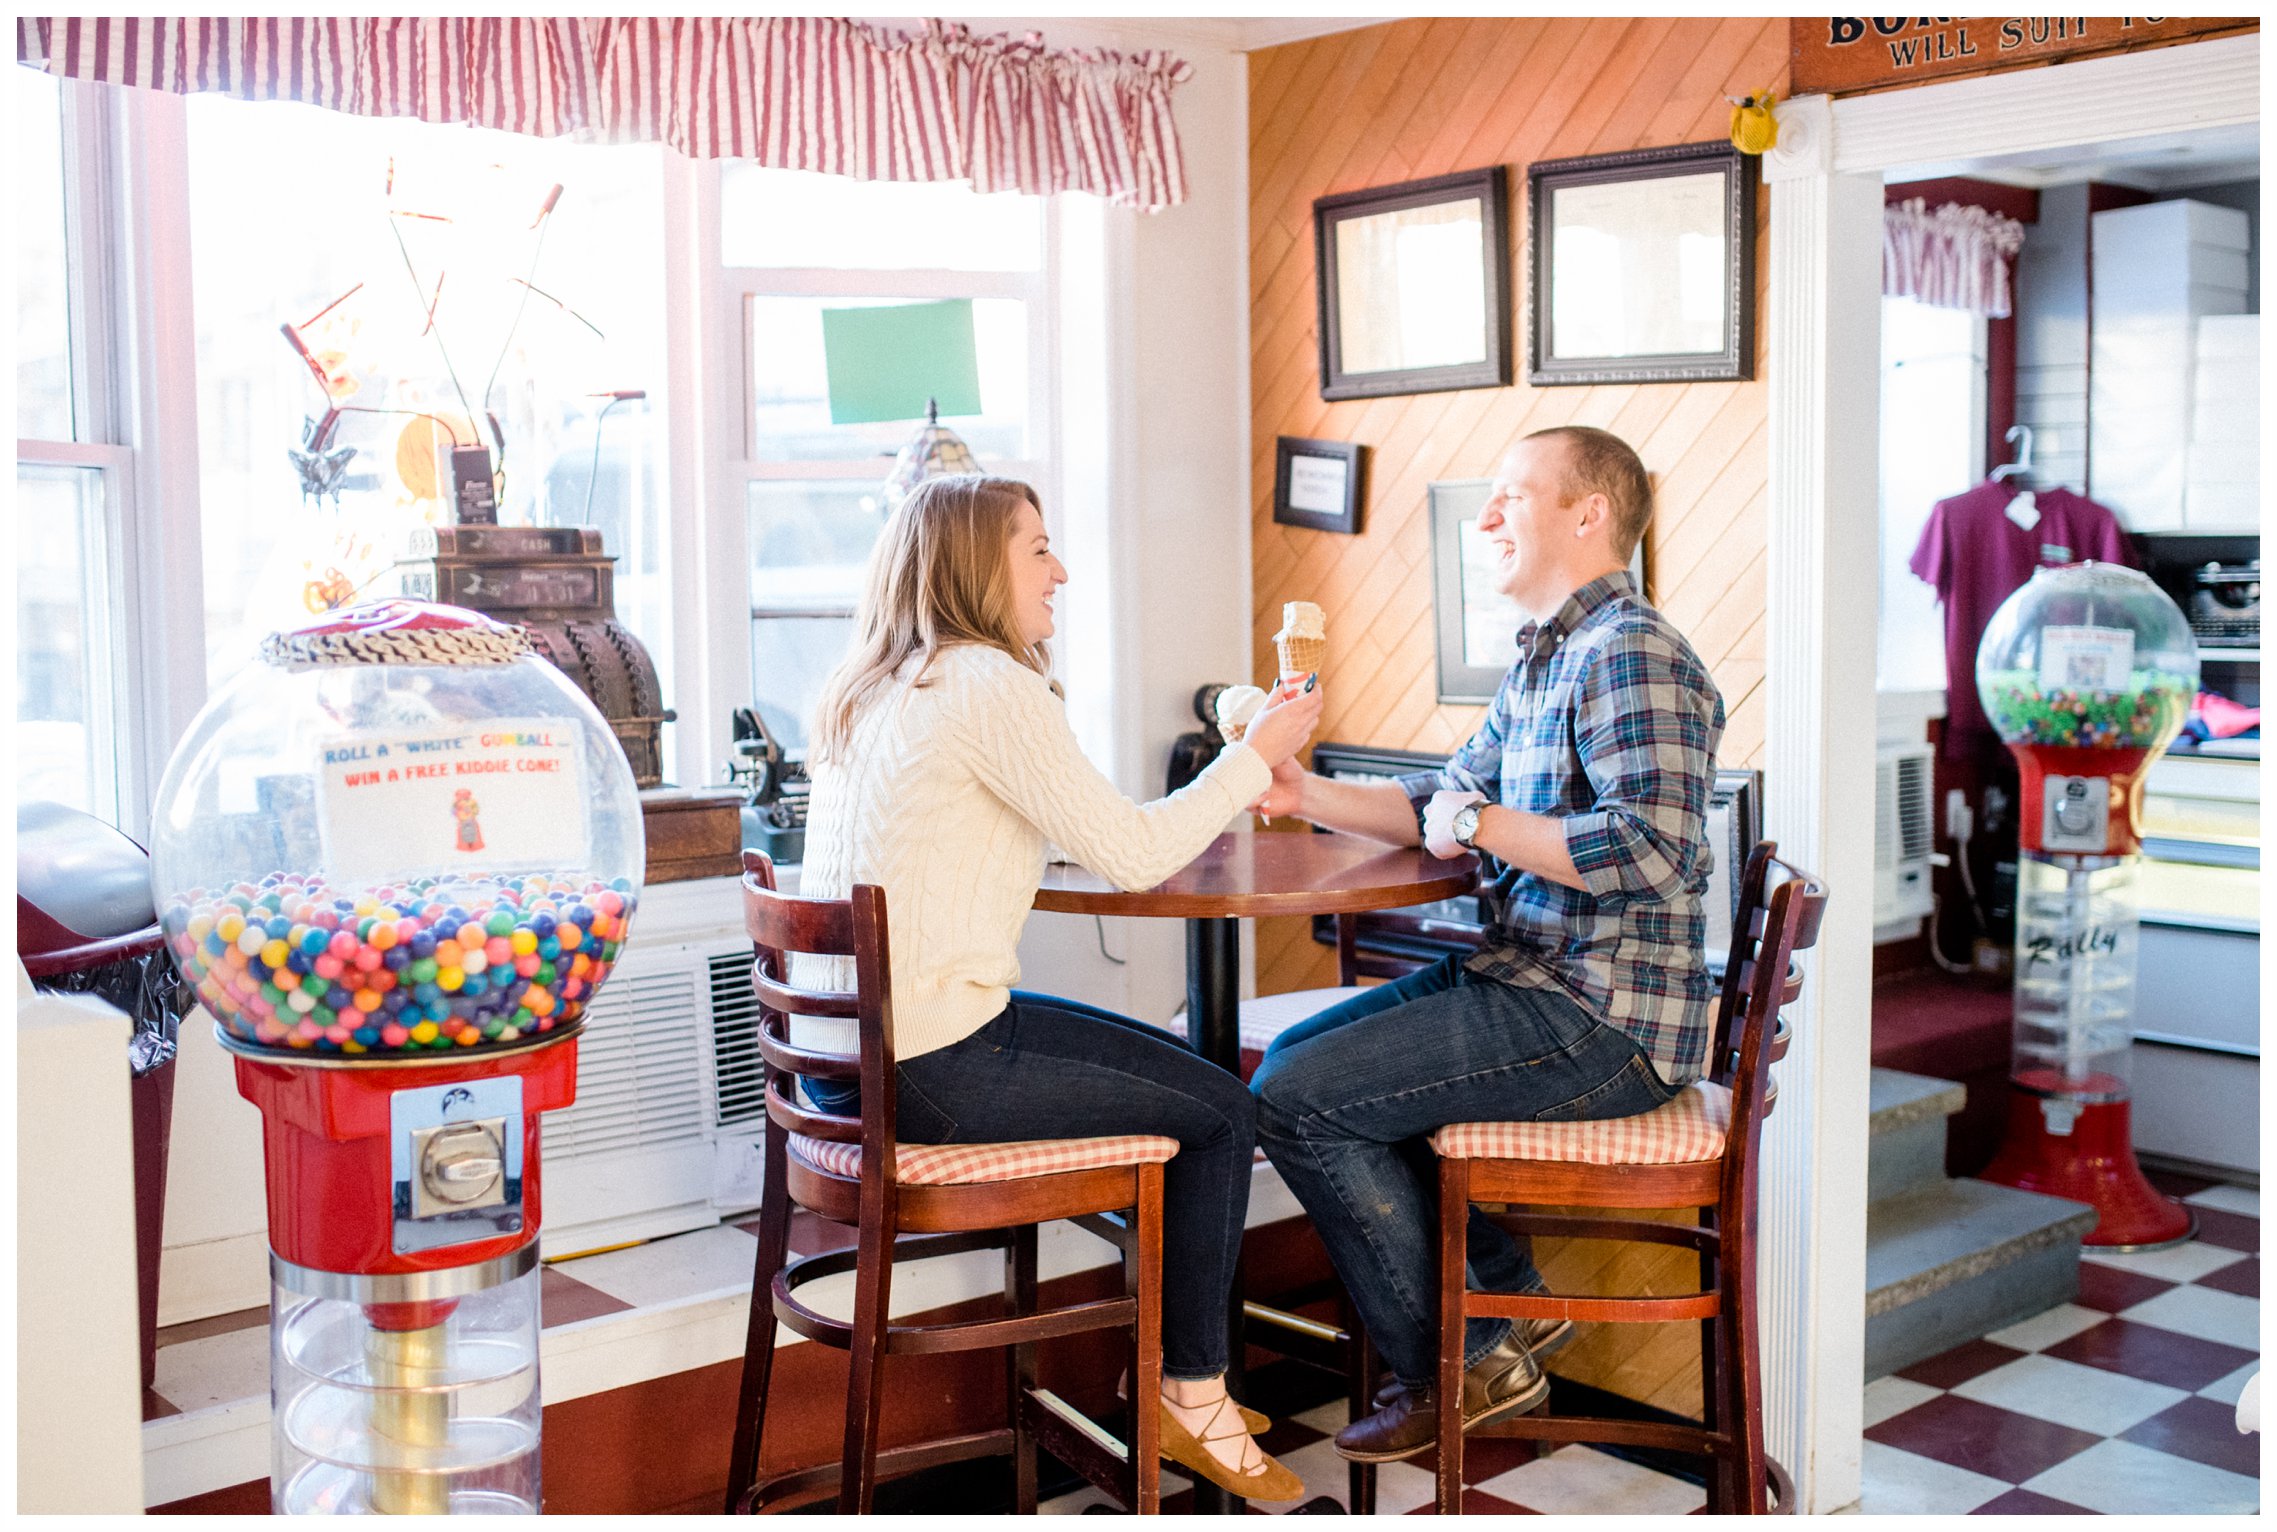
[1395,572,1725,1086]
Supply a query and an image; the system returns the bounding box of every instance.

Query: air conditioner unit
[1875,742,1936,930]
[539,878,769,1258]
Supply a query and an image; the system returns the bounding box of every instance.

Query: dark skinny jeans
[1250,957,1674,1387]
[805,991,1254,1380]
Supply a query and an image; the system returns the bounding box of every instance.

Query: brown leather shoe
[1335,1330,1551,1463]
[1373,1316,1573,1408]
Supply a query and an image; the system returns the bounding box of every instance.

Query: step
[1864,1178,2097,1381]
[1868,1068,1968,1204]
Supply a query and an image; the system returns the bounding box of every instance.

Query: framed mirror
[1315,166,1512,401]
[1527,141,1755,386]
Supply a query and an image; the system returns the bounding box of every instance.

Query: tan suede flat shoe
[1158,1396,1305,1504]
[1117,1370,1267,1434]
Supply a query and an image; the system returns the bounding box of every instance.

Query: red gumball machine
[151,602,643,1513]
[1974,563,2200,1250]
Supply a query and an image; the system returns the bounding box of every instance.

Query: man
[1249,425,1724,1463]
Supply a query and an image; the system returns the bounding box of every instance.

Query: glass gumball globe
[150,602,643,1058]
[1975,562,2199,754]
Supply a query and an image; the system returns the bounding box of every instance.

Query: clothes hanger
[1990,424,2039,528]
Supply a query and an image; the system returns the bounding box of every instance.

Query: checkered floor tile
[146,1172,2259,1515]
[1860,1176,2261,1515]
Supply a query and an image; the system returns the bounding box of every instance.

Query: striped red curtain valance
[1884,198,2026,318]
[14,15,1193,209]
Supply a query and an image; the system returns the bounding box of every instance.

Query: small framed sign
[1273,436,1365,535]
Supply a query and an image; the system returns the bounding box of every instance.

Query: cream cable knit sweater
[792,644,1274,1061]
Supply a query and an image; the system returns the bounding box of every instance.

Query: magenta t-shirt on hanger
[1909,480,2138,760]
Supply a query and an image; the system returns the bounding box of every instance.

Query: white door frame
[1757,35,2259,1513]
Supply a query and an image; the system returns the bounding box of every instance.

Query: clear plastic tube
[2011,854,2138,1097]
[272,1264,541,1515]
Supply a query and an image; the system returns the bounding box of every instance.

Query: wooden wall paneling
[1247,17,1788,1422]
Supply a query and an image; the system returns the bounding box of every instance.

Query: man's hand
[1250,756,1308,821]
[1422,789,1488,860]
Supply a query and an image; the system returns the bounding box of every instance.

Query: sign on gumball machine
[151,601,644,1513]
[1975,563,2200,1250]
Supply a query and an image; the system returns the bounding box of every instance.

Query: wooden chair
[723,851,1172,1514]
[1425,842,1827,1514]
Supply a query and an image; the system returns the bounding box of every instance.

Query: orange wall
[1249,17,1788,996]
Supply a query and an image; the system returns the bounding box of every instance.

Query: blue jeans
[1250,957,1674,1387]
[804,992,1253,1380]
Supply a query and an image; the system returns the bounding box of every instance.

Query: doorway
[1757,35,2260,1512]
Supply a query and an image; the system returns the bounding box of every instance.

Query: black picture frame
[1272,435,1365,534]
[1427,478,1646,704]
[1315,166,1512,402]
[1527,140,1756,386]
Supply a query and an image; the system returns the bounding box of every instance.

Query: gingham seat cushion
[1167,985,1368,1057]
[1431,1080,1732,1165]
[787,1132,1179,1186]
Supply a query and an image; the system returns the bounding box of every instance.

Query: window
[181,97,672,691]
[723,166,1055,751]
[17,71,73,440]
[16,72,135,826]
[1879,296,1988,692]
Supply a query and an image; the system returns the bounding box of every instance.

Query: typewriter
[727,706,811,865]
[2189,561,2260,649]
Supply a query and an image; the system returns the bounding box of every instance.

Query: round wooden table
[1035,830,1476,1513]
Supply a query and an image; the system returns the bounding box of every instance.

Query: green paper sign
[821,299,983,425]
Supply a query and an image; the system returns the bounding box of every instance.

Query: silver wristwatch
[1451,802,1484,850]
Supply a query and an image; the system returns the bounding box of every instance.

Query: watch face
[1455,804,1480,846]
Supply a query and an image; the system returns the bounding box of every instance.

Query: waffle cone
[1276,635,1326,678]
[1224,722,1248,743]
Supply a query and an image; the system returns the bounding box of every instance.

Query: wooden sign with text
[1792,17,2254,96]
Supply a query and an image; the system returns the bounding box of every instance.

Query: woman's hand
[1241,674,1323,771]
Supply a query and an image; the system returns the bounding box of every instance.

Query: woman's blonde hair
[810,474,1055,763]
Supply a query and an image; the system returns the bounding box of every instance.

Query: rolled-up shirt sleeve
[1562,631,1717,904]
[1395,689,1509,837]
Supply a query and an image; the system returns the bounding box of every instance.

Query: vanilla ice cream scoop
[1275,601,1326,642]
[1274,601,1327,679]
[1215,684,1268,743]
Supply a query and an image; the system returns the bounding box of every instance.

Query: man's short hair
[1525,425,1654,561]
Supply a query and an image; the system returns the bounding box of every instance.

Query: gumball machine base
[1979,1073,2196,1252]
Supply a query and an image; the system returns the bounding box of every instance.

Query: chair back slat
[1711,842,1828,1212]
[754,1006,861,1082]
[741,850,902,1184]
[765,1069,863,1143]
[752,961,860,1020]
[743,857,860,957]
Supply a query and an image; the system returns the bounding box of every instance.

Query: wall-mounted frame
[1315,166,1512,401]
[1527,141,1755,386]
[1272,435,1365,534]
[1427,478,1647,704]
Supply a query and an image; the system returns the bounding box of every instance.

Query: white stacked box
[2185,313,2260,531]
[2088,200,2250,531]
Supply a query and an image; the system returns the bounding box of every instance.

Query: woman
[795,474,1321,1502]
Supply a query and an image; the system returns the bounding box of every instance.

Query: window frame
[720,200,1064,750]
[15,76,169,836]
[34,87,1083,825]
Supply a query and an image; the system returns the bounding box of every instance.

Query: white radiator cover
[540,876,767,1258]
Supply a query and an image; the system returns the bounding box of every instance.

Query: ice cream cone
[1225,722,1247,743]
[1275,635,1326,679]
